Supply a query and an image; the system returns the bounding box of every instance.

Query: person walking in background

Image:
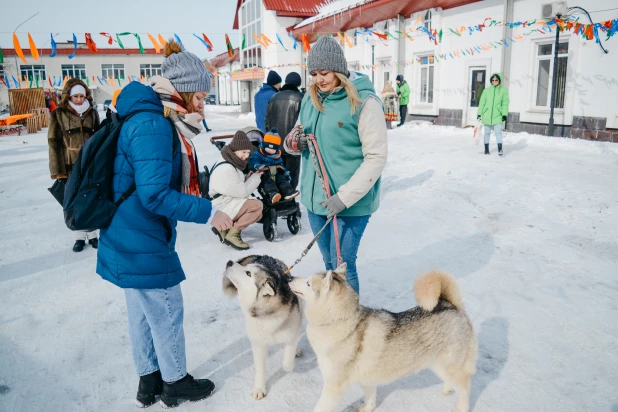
[97,39,232,409]
[284,37,387,294]
[477,72,509,156]
[381,80,398,129]
[265,72,303,189]
[395,74,410,127]
[254,70,281,133]
[48,79,100,252]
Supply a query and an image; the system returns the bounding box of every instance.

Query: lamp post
[370,38,376,86]
[547,12,562,137]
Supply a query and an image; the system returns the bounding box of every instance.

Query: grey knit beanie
[307,36,348,75]
[162,50,211,93]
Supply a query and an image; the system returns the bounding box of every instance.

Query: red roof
[233,0,326,29]
[2,48,160,57]
[290,0,482,42]
[209,48,241,68]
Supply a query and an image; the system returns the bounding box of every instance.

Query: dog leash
[284,216,333,275]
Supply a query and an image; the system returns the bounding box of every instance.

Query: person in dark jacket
[254,70,281,133]
[48,78,100,252]
[97,39,232,409]
[265,71,303,189]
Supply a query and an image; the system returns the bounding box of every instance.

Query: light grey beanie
[307,36,348,75]
[162,50,211,93]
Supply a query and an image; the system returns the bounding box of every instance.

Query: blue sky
[0,0,239,60]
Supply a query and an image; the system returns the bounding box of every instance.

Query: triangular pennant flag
[0,47,4,63]
[301,34,310,52]
[337,32,345,44]
[68,34,77,59]
[158,34,167,47]
[253,34,267,48]
[100,32,114,45]
[116,32,131,49]
[194,33,212,51]
[203,34,214,51]
[344,33,354,47]
[28,33,39,61]
[261,34,273,46]
[276,33,288,51]
[242,34,246,50]
[85,33,98,52]
[147,34,161,53]
[174,34,184,49]
[50,34,57,57]
[133,33,145,54]
[13,33,27,63]
[288,32,298,50]
[225,34,234,57]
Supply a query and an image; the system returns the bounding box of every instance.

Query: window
[384,21,389,31]
[535,41,568,108]
[61,64,87,79]
[351,30,358,46]
[102,64,125,79]
[140,64,162,77]
[240,0,262,69]
[0,64,4,78]
[21,65,47,80]
[419,55,435,104]
[424,10,432,31]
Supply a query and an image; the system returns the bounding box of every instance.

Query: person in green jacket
[396,74,410,127]
[477,72,509,155]
[283,37,388,293]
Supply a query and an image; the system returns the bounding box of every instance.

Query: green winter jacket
[299,72,381,217]
[477,72,509,125]
[396,81,410,106]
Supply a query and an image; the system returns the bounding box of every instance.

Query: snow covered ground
[1,115,617,412]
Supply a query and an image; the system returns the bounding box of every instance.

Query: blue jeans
[125,285,187,382]
[307,211,370,293]
[484,123,503,144]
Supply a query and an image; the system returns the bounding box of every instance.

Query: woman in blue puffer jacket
[96,40,232,408]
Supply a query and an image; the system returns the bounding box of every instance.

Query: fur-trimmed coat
[48,78,100,179]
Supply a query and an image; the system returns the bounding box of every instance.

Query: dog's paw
[442,384,454,395]
[356,404,376,412]
[296,347,303,357]
[251,387,266,400]
[282,360,295,372]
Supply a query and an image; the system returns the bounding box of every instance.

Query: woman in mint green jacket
[283,37,387,293]
[477,72,509,155]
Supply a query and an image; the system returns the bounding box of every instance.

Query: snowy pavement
[1,112,617,412]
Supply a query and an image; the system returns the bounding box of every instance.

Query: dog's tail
[414,270,465,311]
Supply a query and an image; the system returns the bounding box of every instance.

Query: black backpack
[197,161,231,201]
[62,110,177,232]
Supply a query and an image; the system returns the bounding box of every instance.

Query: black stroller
[198,128,302,242]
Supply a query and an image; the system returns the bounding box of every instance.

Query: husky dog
[223,255,302,400]
[289,264,477,412]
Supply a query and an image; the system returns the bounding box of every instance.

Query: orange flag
[13,33,27,63]
[344,33,354,48]
[28,33,39,61]
[253,34,267,48]
[148,34,161,53]
[337,32,345,44]
[301,34,311,52]
[158,34,167,48]
[261,33,273,46]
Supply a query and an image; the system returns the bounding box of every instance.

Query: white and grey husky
[223,255,302,400]
[289,263,477,412]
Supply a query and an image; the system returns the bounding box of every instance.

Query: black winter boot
[498,143,503,156]
[73,240,85,252]
[136,370,163,408]
[88,238,98,249]
[160,374,215,408]
[484,144,490,155]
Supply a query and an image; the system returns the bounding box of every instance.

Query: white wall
[260,11,304,86]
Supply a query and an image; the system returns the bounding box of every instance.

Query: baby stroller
[199,127,302,242]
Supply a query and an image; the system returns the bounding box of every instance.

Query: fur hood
[60,78,94,108]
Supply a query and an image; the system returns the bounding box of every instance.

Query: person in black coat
[265,72,303,189]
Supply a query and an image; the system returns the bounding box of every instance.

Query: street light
[547,12,562,137]
[12,12,40,78]
[369,37,377,86]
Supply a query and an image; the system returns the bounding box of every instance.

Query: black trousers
[399,105,408,125]
[262,168,293,195]
[282,153,301,190]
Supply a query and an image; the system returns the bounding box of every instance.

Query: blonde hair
[309,72,362,114]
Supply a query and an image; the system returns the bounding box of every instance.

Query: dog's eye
[306,281,310,287]
[246,271,251,277]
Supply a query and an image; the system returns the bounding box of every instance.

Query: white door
[377,59,391,93]
[467,67,487,125]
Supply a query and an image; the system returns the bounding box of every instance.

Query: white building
[229,0,618,142]
[0,41,171,109]
[210,48,242,106]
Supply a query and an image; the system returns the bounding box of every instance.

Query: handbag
[48,179,66,206]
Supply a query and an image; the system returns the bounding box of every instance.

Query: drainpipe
[501,0,514,88]
[398,14,405,77]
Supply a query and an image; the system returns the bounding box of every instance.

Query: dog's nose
[226,260,234,268]
[283,274,293,282]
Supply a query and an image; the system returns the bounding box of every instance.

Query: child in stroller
[248,128,300,204]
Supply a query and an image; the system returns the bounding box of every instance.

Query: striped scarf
[151,76,204,196]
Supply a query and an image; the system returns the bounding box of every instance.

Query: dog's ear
[261,280,275,297]
[333,263,347,281]
[222,275,238,298]
[324,270,335,290]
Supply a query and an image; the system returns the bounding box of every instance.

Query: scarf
[151,76,204,196]
[69,100,90,115]
[221,145,249,171]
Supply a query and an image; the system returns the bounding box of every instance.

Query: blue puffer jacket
[254,84,277,133]
[96,82,213,289]
[248,147,285,172]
